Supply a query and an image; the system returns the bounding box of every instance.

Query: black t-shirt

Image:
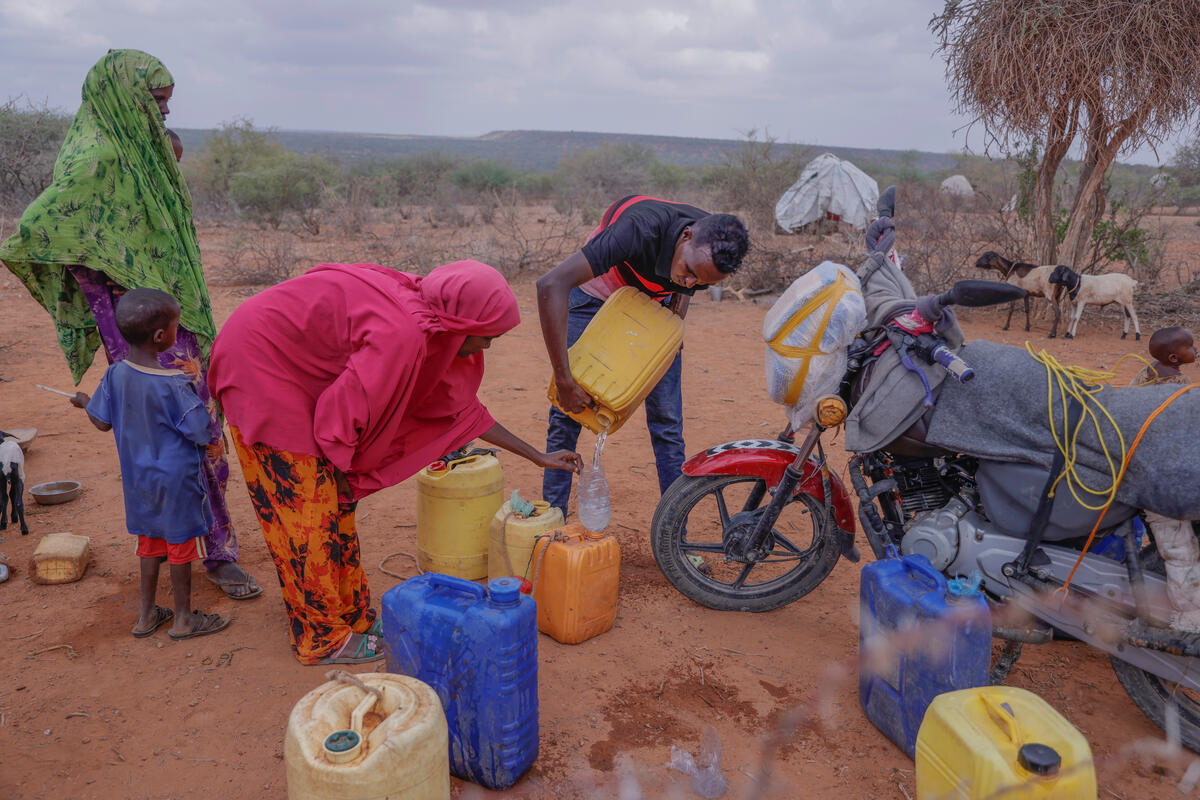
[580,195,709,299]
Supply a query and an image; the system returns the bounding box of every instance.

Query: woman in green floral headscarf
[0,49,260,600]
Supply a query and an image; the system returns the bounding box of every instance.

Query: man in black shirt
[536,195,749,518]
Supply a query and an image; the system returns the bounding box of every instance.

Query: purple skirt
[69,265,237,568]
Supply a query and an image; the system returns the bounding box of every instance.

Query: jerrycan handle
[899,553,944,591]
[322,685,380,765]
[427,573,487,600]
[980,693,1023,749]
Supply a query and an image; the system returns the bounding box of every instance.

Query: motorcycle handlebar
[929,343,975,383]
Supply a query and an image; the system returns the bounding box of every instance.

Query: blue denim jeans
[543,287,685,519]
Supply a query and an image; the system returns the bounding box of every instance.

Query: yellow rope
[1023,344,1150,512]
[1056,383,1198,599]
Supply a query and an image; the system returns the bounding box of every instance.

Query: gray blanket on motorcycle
[924,340,1200,520]
[843,252,965,453]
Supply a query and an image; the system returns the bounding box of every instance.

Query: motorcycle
[650,222,1200,750]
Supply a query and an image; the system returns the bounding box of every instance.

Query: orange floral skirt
[230,427,376,664]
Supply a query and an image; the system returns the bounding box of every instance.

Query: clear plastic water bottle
[577,464,611,532]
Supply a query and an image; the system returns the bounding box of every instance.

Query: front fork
[727,425,857,563]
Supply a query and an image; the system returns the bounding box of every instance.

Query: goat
[974,251,1063,338]
[0,432,28,535]
[1048,265,1141,341]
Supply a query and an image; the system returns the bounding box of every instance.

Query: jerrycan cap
[323,729,362,763]
[947,571,983,601]
[1018,743,1062,776]
[488,577,521,605]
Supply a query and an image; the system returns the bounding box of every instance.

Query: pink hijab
[209,260,520,499]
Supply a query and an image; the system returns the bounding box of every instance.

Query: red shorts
[135,536,207,565]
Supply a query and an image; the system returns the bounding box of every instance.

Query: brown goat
[975,251,1063,338]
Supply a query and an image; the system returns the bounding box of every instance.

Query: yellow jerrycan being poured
[548,285,684,434]
[488,490,565,583]
[285,672,450,800]
[915,686,1096,800]
[416,449,504,580]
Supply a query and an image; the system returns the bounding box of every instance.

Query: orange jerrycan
[285,672,450,800]
[548,286,684,434]
[487,494,564,583]
[531,523,620,644]
[915,686,1096,799]
[416,452,504,580]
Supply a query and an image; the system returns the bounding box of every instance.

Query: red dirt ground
[1,254,1198,798]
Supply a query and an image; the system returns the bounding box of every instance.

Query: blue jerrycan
[859,552,991,758]
[382,574,538,790]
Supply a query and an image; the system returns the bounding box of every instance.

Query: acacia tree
[932,1,1200,266]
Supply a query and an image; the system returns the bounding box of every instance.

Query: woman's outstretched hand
[540,449,582,473]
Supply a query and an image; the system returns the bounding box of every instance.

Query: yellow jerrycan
[548,285,684,434]
[915,686,1096,799]
[416,451,504,580]
[487,493,565,583]
[285,672,450,800]
[531,523,621,644]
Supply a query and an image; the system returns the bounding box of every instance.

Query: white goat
[975,251,1063,338]
[0,433,28,535]
[1048,265,1141,340]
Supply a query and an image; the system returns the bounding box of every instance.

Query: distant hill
[172,127,961,175]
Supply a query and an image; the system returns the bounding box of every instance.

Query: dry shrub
[485,193,584,276]
[709,131,810,234]
[326,177,378,235]
[213,230,298,286]
[895,183,991,294]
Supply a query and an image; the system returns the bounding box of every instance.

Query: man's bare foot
[205,561,262,600]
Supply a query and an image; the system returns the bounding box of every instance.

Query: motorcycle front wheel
[650,473,841,612]
[1109,549,1200,753]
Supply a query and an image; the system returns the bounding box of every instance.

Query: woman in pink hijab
[209,260,580,665]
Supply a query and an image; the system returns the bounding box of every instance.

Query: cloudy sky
[0,0,1189,165]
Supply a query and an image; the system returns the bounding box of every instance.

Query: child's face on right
[1169,332,1197,366]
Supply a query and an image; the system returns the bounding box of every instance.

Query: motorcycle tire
[650,473,841,612]
[1109,548,1200,753]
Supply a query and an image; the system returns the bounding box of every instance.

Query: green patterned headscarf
[0,49,215,383]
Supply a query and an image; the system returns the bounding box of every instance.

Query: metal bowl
[30,481,82,505]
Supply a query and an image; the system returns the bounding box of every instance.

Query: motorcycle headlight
[814,394,847,428]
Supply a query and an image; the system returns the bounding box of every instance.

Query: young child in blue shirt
[71,289,230,640]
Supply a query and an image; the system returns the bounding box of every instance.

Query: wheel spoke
[731,563,755,589]
[715,488,731,527]
[772,532,807,556]
[742,480,767,512]
[679,541,725,554]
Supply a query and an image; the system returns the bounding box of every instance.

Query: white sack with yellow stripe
[763,261,866,429]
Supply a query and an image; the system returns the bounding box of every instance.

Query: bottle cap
[323,729,362,763]
[1018,743,1061,776]
[488,577,521,605]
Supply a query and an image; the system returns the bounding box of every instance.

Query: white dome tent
[774,153,879,232]
[939,174,975,199]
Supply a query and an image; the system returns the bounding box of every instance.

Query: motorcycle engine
[892,458,952,516]
[901,495,971,571]
[887,457,975,572]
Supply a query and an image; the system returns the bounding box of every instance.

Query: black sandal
[168,610,231,640]
[132,606,174,638]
